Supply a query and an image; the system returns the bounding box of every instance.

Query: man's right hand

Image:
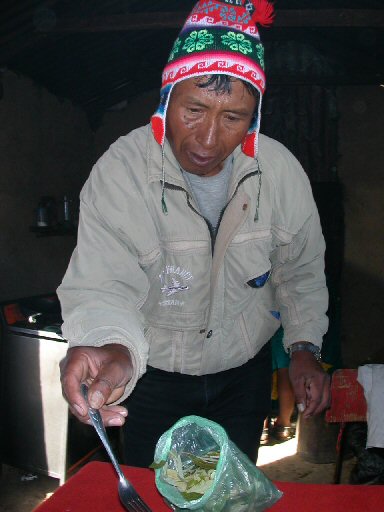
[60,343,133,426]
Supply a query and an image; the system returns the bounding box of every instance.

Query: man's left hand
[289,351,330,419]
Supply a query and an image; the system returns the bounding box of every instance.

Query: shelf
[29,224,77,237]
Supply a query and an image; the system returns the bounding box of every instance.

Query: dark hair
[196,74,259,102]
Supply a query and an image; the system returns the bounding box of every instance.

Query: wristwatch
[288,342,321,361]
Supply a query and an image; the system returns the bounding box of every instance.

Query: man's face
[166,77,257,177]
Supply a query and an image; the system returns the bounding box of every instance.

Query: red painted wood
[34,461,384,512]
[326,369,367,423]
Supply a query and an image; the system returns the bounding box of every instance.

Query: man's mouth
[188,151,216,167]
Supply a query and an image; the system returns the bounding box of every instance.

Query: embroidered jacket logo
[159,265,193,305]
[161,277,189,296]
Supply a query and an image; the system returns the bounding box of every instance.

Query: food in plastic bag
[151,415,283,511]
[158,449,220,501]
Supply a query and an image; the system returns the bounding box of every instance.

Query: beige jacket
[57,124,328,400]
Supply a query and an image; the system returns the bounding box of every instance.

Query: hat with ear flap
[151,0,274,159]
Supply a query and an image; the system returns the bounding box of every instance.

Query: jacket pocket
[141,239,211,330]
[247,270,271,288]
[224,228,272,312]
[239,301,281,356]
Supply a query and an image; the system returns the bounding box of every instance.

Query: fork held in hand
[80,384,153,512]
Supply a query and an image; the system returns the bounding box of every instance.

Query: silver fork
[80,383,153,512]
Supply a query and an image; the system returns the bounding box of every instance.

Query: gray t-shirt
[182,156,233,232]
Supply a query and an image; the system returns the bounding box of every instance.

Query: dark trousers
[122,342,272,467]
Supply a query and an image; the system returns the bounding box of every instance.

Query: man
[58,0,330,467]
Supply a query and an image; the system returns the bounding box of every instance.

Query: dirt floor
[0,433,358,512]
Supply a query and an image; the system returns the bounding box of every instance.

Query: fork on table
[80,383,153,512]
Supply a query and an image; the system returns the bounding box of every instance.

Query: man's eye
[225,115,240,122]
[187,107,201,114]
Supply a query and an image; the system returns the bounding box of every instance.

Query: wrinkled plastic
[350,448,384,485]
[347,423,384,485]
[153,415,283,511]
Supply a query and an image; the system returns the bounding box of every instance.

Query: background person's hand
[60,343,133,426]
[289,350,330,419]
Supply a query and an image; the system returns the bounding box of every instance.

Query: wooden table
[33,461,384,511]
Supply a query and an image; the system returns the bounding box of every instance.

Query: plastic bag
[347,423,384,485]
[152,415,283,511]
[350,448,384,485]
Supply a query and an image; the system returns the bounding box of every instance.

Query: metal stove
[0,293,99,483]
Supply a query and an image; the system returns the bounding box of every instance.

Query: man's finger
[90,404,128,427]
[291,377,308,414]
[310,374,331,416]
[88,368,127,408]
[297,403,306,413]
[61,371,89,417]
[302,374,331,417]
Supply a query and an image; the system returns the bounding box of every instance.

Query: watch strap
[288,342,321,361]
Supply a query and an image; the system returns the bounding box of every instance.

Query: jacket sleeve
[57,140,151,402]
[269,149,329,351]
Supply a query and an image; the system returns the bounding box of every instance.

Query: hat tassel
[251,0,275,27]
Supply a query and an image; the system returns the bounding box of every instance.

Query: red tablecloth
[33,461,384,512]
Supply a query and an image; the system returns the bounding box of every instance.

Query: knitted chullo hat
[151,0,274,159]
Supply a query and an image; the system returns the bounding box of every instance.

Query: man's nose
[196,117,219,149]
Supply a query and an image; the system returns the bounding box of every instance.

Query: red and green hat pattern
[151,0,274,158]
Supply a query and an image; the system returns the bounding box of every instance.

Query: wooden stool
[325,369,367,484]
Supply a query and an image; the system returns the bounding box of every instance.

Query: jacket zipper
[163,166,261,254]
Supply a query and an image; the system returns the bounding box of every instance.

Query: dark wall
[337,86,384,367]
[0,71,94,301]
[262,85,343,368]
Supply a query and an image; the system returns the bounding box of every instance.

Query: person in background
[261,327,296,444]
[58,0,330,467]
